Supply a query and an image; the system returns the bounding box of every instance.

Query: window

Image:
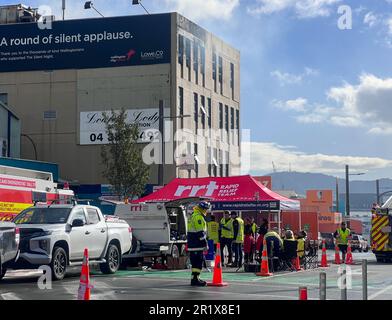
[200,45,206,87]
[185,38,191,81]
[218,56,223,95]
[194,93,198,134]
[219,103,223,129]
[213,148,218,177]
[194,143,199,178]
[219,150,224,177]
[230,63,235,100]
[178,35,184,78]
[71,208,87,225]
[193,39,199,85]
[179,87,184,129]
[207,98,212,129]
[0,93,8,105]
[236,109,240,145]
[225,105,229,142]
[230,107,235,144]
[201,95,206,130]
[225,151,230,177]
[207,146,212,176]
[212,51,217,92]
[87,208,100,224]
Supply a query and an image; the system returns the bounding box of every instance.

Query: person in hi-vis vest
[219,211,234,266]
[207,215,219,252]
[231,211,245,268]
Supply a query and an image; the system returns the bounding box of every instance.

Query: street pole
[345,165,350,228]
[320,272,327,300]
[336,177,339,212]
[376,179,380,204]
[362,259,368,300]
[341,266,347,300]
[158,100,164,186]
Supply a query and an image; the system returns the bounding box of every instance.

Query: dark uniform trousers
[189,251,204,273]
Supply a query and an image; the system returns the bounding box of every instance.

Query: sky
[2,0,392,180]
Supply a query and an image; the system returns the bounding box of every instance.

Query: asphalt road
[1,251,392,300]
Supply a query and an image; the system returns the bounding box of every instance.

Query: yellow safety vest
[337,228,351,245]
[251,223,257,234]
[207,221,219,244]
[220,218,234,239]
[234,217,245,243]
[297,238,305,258]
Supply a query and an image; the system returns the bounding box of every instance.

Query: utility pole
[376,179,380,204]
[158,100,164,186]
[62,0,65,20]
[345,165,350,227]
[336,177,339,212]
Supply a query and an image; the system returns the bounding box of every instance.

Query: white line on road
[150,287,318,300]
[1,292,22,300]
[369,284,392,300]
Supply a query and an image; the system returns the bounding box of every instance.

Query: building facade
[0,100,20,158]
[0,10,240,185]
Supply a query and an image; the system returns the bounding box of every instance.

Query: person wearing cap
[333,221,351,263]
[231,211,245,268]
[187,201,210,286]
[219,211,234,266]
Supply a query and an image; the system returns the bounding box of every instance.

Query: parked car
[319,232,335,249]
[351,234,369,252]
[12,203,132,280]
[0,221,20,280]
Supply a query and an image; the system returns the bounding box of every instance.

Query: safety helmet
[198,201,210,210]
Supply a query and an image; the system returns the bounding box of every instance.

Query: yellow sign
[0,201,32,220]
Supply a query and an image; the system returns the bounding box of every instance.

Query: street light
[345,164,366,227]
[84,1,105,17]
[131,0,150,15]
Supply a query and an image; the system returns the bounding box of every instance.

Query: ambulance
[0,165,74,221]
[371,195,392,263]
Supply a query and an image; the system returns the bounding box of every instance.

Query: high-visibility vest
[337,228,351,245]
[234,217,245,243]
[207,221,219,244]
[187,208,208,251]
[251,223,257,234]
[297,238,305,258]
[220,218,234,239]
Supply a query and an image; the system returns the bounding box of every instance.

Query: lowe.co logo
[141,50,164,60]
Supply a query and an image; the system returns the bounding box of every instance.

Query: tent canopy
[133,175,300,211]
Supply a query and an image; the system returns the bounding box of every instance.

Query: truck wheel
[50,247,68,281]
[100,244,120,274]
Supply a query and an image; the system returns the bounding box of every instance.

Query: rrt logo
[174,181,219,198]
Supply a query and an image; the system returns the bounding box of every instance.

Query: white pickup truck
[0,222,20,280]
[12,203,132,280]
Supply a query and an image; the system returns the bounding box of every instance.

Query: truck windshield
[14,208,72,224]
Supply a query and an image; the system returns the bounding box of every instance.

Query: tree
[101,109,150,201]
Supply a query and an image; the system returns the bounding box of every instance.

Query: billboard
[79,108,170,145]
[0,14,171,72]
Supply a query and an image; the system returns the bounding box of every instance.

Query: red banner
[0,177,36,189]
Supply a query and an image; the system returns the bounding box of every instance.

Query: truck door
[85,208,107,259]
[68,208,88,261]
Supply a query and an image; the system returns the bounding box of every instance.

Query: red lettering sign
[0,177,36,189]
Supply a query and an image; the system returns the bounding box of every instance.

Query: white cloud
[272,98,308,112]
[363,12,378,28]
[244,141,392,175]
[248,0,341,19]
[274,74,392,135]
[270,67,318,86]
[164,0,239,21]
[386,17,392,35]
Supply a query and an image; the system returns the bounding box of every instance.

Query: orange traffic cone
[334,241,341,265]
[207,243,228,287]
[299,287,308,300]
[346,241,353,265]
[319,239,329,267]
[293,255,302,271]
[256,238,273,276]
[77,248,91,300]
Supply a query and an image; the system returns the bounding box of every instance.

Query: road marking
[369,284,392,300]
[1,292,22,300]
[149,287,316,300]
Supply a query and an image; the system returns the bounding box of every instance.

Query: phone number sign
[79,109,163,145]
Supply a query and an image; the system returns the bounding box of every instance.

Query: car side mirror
[72,219,85,227]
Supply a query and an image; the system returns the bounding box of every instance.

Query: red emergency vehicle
[0,165,74,221]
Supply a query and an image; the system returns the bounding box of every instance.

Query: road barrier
[77,248,91,301]
[346,242,353,265]
[319,240,329,267]
[207,243,228,287]
[256,238,273,277]
[319,272,327,300]
[362,259,368,300]
[334,242,341,265]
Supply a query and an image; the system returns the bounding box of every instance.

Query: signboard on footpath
[0,14,171,72]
